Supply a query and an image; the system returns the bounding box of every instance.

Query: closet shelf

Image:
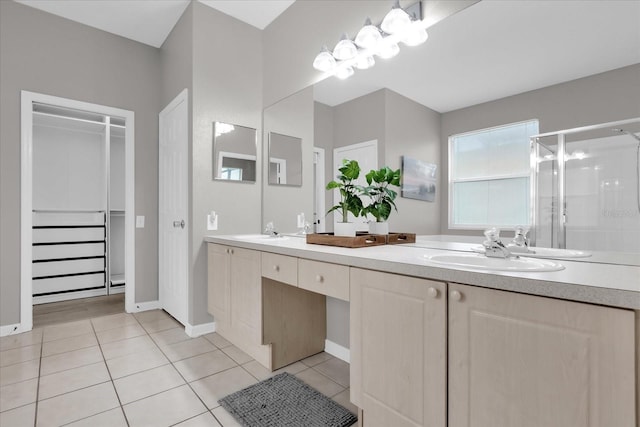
[33,111,107,135]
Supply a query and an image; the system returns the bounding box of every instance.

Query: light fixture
[355,18,382,49]
[377,39,400,59]
[312,1,427,79]
[402,27,428,46]
[380,0,411,35]
[313,46,336,72]
[335,66,355,79]
[355,55,375,70]
[333,34,357,61]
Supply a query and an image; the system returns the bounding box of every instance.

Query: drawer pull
[427,287,438,299]
[451,290,462,301]
[273,265,280,272]
[315,275,324,283]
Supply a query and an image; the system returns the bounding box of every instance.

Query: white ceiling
[14,1,640,112]
[15,0,295,48]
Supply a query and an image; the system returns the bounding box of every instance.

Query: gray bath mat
[218,372,357,427]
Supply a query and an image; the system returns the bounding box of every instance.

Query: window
[449,120,539,229]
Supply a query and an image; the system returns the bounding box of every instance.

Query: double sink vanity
[205,233,639,427]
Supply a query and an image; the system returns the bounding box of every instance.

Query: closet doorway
[20,91,135,332]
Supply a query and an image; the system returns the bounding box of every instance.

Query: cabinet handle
[229,249,234,255]
[225,248,230,254]
[427,287,438,299]
[273,265,280,272]
[450,290,462,301]
[315,275,323,283]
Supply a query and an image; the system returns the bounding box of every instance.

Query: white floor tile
[0,329,43,352]
[39,362,110,400]
[123,384,206,427]
[211,406,242,427]
[295,368,345,398]
[113,364,185,404]
[160,337,217,362]
[0,344,41,367]
[36,382,119,427]
[174,411,221,426]
[173,350,236,383]
[43,320,93,342]
[0,359,40,387]
[41,332,98,357]
[96,323,146,344]
[100,334,156,360]
[91,313,138,332]
[0,402,36,427]
[106,346,169,379]
[190,366,258,409]
[65,408,128,427]
[40,345,102,376]
[0,378,38,412]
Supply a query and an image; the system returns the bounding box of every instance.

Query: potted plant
[362,166,401,235]
[326,159,363,237]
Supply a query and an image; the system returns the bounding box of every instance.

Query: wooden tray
[306,232,387,248]
[386,232,416,244]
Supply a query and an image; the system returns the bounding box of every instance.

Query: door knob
[173,220,185,229]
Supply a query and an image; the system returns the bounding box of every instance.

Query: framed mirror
[212,122,257,183]
[268,132,302,186]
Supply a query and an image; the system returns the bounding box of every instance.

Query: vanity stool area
[206,236,639,427]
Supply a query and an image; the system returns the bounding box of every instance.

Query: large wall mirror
[212,122,257,183]
[268,132,302,186]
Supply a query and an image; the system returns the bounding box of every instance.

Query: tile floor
[0,310,355,426]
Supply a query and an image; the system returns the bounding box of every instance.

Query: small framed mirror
[268,132,302,186]
[212,122,257,183]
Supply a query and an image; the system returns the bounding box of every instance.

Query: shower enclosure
[530,118,640,253]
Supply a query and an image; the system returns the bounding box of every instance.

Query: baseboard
[130,300,162,312]
[324,339,350,363]
[0,323,23,337]
[185,321,216,338]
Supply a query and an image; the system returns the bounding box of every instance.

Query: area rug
[218,372,358,427]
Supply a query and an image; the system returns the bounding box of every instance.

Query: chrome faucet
[264,222,279,237]
[483,227,513,258]
[507,226,531,253]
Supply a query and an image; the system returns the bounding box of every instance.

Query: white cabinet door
[350,268,446,427]
[448,283,635,427]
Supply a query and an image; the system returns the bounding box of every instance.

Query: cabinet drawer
[298,259,349,301]
[261,252,297,286]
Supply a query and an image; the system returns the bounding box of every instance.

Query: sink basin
[471,245,590,259]
[232,234,289,241]
[425,253,564,272]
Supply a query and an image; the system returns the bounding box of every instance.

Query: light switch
[207,211,218,231]
[136,215,145,228]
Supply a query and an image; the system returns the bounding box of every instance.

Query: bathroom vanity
[205,234,639,427]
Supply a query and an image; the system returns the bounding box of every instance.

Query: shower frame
[529,117,640,248]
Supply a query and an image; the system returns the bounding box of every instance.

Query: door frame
[313,147,326,233]
[333,140,378,230]
[158,88,189,326]
[20,91,136,332]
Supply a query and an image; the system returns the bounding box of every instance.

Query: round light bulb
[381,3,411,35]
[376,40,400,59]
[355,18,382,49]
[402,28,428,46]
[312,46,336,72]
[333,34,357,61]
[335,66,354,79]
[355,55,375,70]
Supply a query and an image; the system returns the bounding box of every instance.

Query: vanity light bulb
[402,27,428,47]
[355,55,375,70]
[333,34,358,61]
[335,66,355,79]
[381,2,411,35]
[355,18,382,49]
[313,46,336,72]
[376,40,400,59]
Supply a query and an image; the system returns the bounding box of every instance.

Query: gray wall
[0,1,161,326]
[385,89,442,234]
[440,63,640,236]
[190,1,263,325]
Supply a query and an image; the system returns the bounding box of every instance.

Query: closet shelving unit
[31,103,127,303]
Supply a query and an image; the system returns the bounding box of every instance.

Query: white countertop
[204,234,640,310]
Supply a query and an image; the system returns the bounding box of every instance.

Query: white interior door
[159,89,189,325]
[333,140,378,231]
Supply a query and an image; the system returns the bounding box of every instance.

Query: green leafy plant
[326,159,363,223]
[362,166,401,222]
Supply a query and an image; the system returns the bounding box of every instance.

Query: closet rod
[33,209,106,213]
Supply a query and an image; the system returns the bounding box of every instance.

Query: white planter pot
[368,221,389,235]
[334,222,356,237]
